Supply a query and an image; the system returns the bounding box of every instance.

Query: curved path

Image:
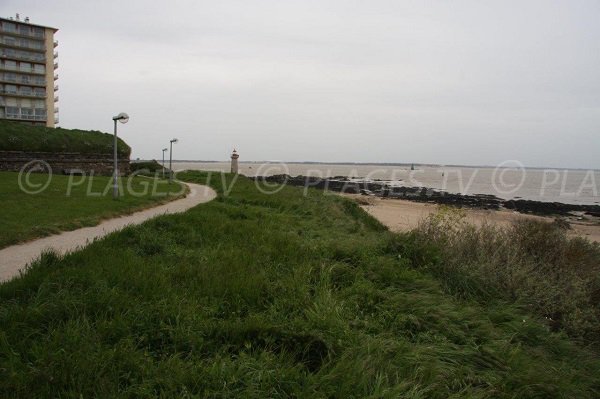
[0,182,217,282]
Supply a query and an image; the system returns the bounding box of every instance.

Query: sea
[171,161,600,206]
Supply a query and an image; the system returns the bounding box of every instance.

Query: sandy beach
[344,194,600,243]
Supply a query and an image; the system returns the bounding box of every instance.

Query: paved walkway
[0,182,217,282]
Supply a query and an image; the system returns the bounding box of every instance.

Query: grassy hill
[0,171,598,397]
[0,120,130,157]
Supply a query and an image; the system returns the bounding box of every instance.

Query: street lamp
[162,148,168,179]
[112,112,129,199]
[169,138,178,183]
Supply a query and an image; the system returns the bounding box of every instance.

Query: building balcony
[54,95,58,102]
[0,75,46,87]
[53,62,58,69]
[0,88,46,98]
[5,113,47,122]
[0,38,46,52]
[0,26,45,40]
[53,40,58,48]
[54,74,58,80]
[0,50,45,63]
[20,78,46,87]
[54,85,58,91]
[0,64,46,75]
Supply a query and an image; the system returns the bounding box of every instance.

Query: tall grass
[1,172,599,397]
[412,206,600,345]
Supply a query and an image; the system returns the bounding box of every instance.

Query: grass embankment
[1,171,599,397]
[0,171,185,248]
[0,120,130,156]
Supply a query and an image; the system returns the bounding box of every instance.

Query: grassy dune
[0,171,599,397]
[0,172,184,248]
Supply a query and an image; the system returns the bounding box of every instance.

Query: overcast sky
[3,0,599,168]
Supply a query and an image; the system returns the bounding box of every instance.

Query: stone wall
[0,151,130,175]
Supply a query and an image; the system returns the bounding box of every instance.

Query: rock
[250,175,600,217]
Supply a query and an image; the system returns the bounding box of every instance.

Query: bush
[130,159,165,174]
[412,206,600,345]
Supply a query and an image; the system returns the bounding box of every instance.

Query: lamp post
[162,148,168,179]
[111,112,129,199]
[169,138,178,183]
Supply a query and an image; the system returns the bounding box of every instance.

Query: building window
[3,36,16,46]
[6,106,19,117]
[1,22,17,33]
[3,73,17,82]
[19,25,30,35]
[2,48,15,57]
[33,27,44,38]
[18,62,30,72]
[21,108,34,119]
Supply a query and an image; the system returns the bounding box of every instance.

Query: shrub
[130,159,165,174]
[412,206,600,345]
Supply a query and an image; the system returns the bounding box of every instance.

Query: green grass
[0,171,185,248]
[0,171,599,397]
[0,120,130,156]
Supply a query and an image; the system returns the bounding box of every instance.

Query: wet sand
[344,194,600,243]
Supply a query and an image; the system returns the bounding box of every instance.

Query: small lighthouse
[230,149,239,174]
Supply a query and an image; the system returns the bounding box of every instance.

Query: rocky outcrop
[252,175,600,217]
[503,199,600,217]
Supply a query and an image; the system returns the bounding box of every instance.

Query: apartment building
[0,14,58,127]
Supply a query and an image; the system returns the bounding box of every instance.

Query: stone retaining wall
[0,151,130,175]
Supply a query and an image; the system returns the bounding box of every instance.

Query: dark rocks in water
[504,199,600,217]
[252,175,600,217]
[387,188,502,210]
